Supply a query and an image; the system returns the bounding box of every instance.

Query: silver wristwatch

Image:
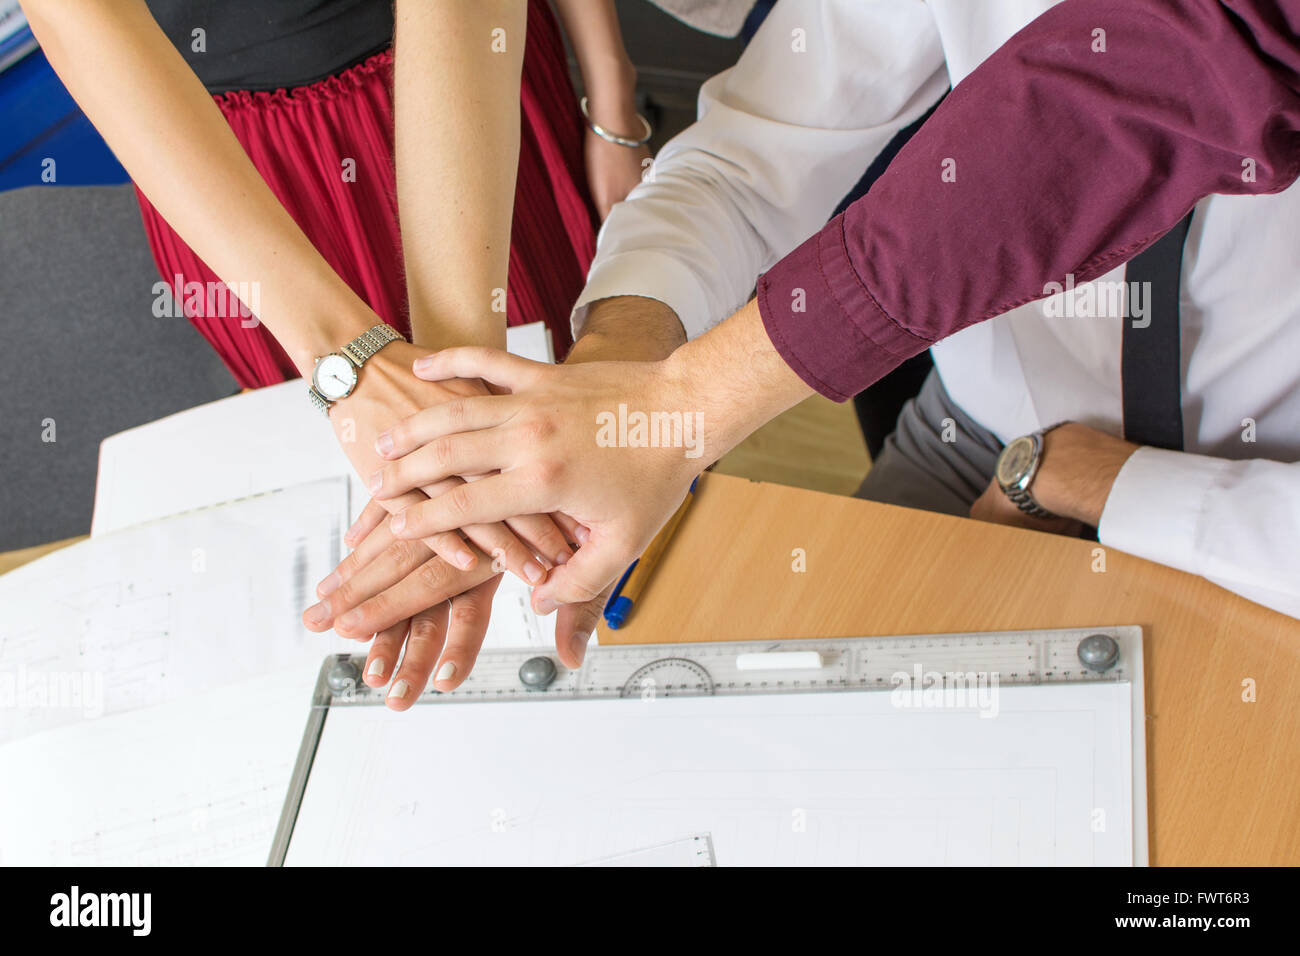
[307,324,403,415]
[994,430,1058,520]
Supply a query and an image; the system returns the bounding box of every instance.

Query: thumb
[554,589,610,669]
[531,538,630,616]
[412,346,542,392]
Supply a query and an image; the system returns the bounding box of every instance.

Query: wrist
[666,299,813,462]
[581,64,642,133]
[1032,423,1139,525]
[288,308,379,379]
[582,57,637,105]
[660,341,755,468]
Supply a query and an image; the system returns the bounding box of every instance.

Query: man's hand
[970,422,1139,531]
[328,339,570,585]
[306,297,690,676]
[371,298,812,618]
[372,349,703,615]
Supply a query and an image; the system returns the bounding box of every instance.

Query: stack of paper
[0,323,559,865]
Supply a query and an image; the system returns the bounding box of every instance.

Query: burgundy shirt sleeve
[757,0,1300,401]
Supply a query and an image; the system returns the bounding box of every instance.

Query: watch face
[996,435,1037,488]
[313,354,357,400]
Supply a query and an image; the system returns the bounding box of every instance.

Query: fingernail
[574,526,590,545]
[338,609,362,631]
[390,512,405,534]
[366,658,385,679]
[413,355,435,373]
[535,598,558,615]
[317,572,341,597]
[388,679,411,701]
[435,661,457,684]
[553,551,569,566]
[456,550,476,570]
[571,636,588,667]
[375,432,394,456]
[369,470,383,495]
[304,601,330,625]
[524,561,544,584]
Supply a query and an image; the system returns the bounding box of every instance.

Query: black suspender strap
[1121,213,1194,451]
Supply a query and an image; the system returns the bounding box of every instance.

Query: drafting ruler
[269,625,1145,866]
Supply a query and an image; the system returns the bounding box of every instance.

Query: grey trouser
[854,370,1004,518]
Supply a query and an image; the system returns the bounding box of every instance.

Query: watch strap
[307,386,332,416]
[1003,484,1056,520]
[340,324,402,367]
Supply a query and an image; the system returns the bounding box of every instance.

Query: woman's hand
[328,339,573,585]
[310,496,606,673]
[302,498,502,708]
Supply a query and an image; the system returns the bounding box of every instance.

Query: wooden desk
[599,472,1300,866]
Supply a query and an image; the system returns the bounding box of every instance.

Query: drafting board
[276,627,1147,866]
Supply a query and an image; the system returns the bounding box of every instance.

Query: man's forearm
[566,295,687,364]
[570,295,809,466]
[664,298,813,465]
[394,0,524,352]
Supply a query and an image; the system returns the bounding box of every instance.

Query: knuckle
[533,458,566,486]
[569,579,602,603]
[445,398,469,430]
[430,436,455,470]
[408,615,441,643]
[344,596,386,636]
[447,484,474,519]
[333,578,361,610]
[520,415,556,445]
[414,559,453,595]
[384,537,422,571]
[448,600,485,632]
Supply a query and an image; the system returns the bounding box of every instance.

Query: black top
[145,0,393,94]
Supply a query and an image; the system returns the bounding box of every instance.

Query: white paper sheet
[0,478,353,744]
[284,681,1136,866]
[0,670,310,866]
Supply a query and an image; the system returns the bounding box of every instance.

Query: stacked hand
[308,348,706,701]
[302,340,588,708]
[305,299,809,709]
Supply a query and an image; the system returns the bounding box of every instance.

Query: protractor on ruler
[620,657,715,698]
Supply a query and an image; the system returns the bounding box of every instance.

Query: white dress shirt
[574,0,1300,619]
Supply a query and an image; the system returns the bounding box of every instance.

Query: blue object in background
[0,43,129,193]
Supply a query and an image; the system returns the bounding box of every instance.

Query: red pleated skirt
[135,0,595,388]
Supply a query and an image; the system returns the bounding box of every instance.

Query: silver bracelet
[580,97,653,148]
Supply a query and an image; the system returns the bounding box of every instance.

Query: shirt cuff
[1097,446,1227,576]
[571,250,719,343]
[755,216,933,402]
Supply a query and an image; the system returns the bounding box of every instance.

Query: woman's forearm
[394,0,526,352]
[21,0,376,373]
[552,0,639,131]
